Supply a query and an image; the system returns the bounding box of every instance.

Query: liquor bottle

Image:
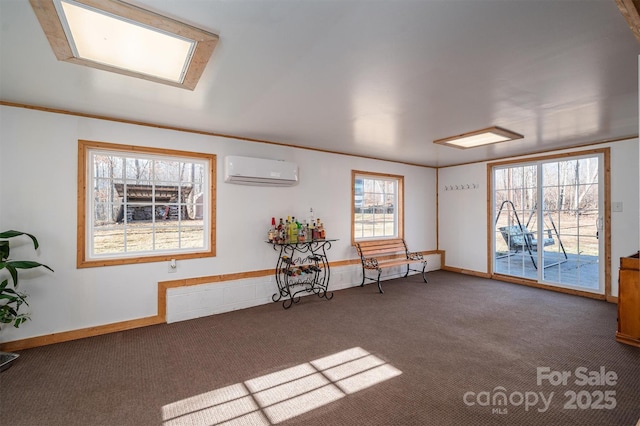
[309,220,315,240]
[286,216,291,242]
[318,221,326,240]
[290,216,298,243]
[268,217,277,242]
[313,219,320,240]
[277,218,285,243]
[298,221,306,242]
[308,207,315,226]
[281,218,288,243]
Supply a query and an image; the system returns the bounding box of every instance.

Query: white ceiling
[1,0,638,167]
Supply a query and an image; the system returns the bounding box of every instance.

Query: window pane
[353,172,402,241]
[85,145,212,263]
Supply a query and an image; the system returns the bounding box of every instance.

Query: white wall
[438,139,640,297]
[0,105,437,343]
[437,162,488,273]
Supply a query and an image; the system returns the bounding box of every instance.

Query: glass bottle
[308,207,315,226]
[275,218,284,243]
[290,216,298,243]
[268,217,276,242]
[309,219,315,240]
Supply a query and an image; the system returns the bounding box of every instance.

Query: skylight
[433,126,523,149]
[30,0,219,90]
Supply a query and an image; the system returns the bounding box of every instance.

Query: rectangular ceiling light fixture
[29,0,219,90]
[433,126,524,149]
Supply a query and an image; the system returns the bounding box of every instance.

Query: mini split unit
[224,156,299,186]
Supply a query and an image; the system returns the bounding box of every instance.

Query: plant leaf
[0,241,8,260]
[0,230,39,250]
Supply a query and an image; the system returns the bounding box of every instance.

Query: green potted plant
[0,230,53,371]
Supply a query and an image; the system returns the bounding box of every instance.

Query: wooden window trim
[486,147,611,298]
[77,140,216,268]
[351,170,404,246]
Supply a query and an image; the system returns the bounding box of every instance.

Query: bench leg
[422,263,428,283]
[376,269,384,294]
[404,264,410,278]
[360,266,366,287]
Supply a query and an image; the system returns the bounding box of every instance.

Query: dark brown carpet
[1,270,639,426]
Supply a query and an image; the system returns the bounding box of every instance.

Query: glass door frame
[487,148,611,300]
[537,153,604,293]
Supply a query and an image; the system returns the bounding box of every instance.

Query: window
[352,170,404,244]
[78,140,216,268]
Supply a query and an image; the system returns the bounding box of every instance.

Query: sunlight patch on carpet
[161,347,401,425]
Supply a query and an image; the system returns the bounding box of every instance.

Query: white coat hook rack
[443,183,478,191]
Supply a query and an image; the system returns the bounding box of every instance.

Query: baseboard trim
[0,315,163,352]
[615,332,640,348]
[441,265,491,279]
[1,251,442,351]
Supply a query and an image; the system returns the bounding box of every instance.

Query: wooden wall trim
[0,251,441,351]
[4,246,611,352]
[441,265,491,279]
[5,101,629,170]
[1,315,163,352]
[436,169,440,250]
[0,101,434,169]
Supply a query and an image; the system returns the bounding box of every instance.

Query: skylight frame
[29,0,219,90]
[433,126,524,149]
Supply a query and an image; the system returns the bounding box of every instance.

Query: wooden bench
[355,238,428,293]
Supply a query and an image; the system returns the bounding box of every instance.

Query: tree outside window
[78,140,216,268]
[352,170,403,244]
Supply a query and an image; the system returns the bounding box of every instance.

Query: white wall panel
[437,163,488,272]
[0,105,437,343]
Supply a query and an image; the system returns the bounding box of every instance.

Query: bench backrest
[356,238,408,259]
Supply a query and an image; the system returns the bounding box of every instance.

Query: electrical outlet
[612,202,623,212]
[168,259,177,273]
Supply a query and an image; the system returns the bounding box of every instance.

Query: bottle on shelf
[308,207,315,226]
[268,217,277,242]
[289,216,298,243]
[279,217,287,243]
[298,221,306,242]
[309,220,315,240]
[318,221,326,240]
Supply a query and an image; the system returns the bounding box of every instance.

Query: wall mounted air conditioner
[224,156,299,186]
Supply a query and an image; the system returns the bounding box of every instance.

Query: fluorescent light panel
[30,0,219,90]
[433,126,523,149]
[58,0,194,83]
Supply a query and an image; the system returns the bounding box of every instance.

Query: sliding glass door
[493,153,604,294]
